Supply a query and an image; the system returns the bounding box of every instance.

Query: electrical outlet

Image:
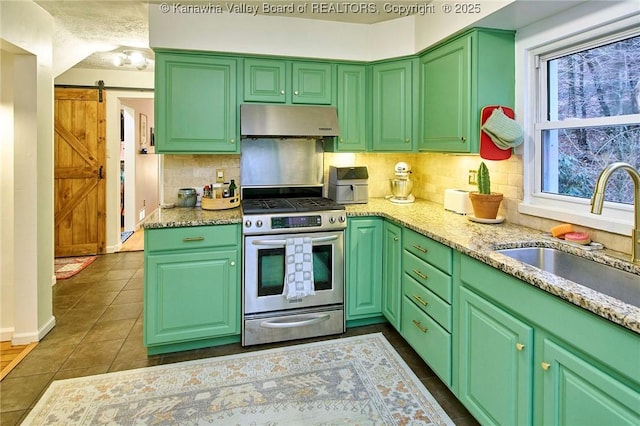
[216,169,225,183]
[468,170,477,185]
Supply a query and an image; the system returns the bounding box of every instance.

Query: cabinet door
[346,218,383,320]
[419,36,470,152]
[155,53,238,153]
[541,339,640,426]
[336,64,367,151]
[372,61,414,151]
[402,295,451,386]
[144,249,239,345]
[459,287,534,426]
[292,62,333,104]
[382,221,402,329]
[243,58,286,103]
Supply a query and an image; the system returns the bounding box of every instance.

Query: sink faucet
[590,162,640,263]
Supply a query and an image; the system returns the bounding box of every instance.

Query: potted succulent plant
[468,162,503,219]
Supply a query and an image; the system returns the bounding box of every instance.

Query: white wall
[120,98,159,229]
[0,0,55,344]
[56,67,154,89]
[148,2,518,60]
[149,8,379,60]
[0,48,17,339]
[413,1,515,50]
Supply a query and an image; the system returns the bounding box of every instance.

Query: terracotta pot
[469,192,503,219]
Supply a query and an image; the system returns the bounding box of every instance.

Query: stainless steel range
[241,189,347,346]
[239,105,346,346]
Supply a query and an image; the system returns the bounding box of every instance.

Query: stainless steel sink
[495,247,640,308]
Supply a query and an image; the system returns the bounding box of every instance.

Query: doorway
[114,96,158,252]
[120,105,136,241]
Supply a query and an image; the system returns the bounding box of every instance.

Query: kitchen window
[522,19,640,235]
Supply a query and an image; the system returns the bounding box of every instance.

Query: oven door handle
[259,314,331,329]
[251,235,338,247]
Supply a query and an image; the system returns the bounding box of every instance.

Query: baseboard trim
[8,315,56,345]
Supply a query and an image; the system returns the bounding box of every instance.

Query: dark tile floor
[1,251,479,425]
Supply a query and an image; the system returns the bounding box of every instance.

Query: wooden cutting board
[480,105,515,160]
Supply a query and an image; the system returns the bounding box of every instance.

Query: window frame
[519,13,640,236]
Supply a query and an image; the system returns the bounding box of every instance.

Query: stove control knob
[244,220,252,228]
[329,216,336,224]
[338,215,346,223]
[256,220,263,228]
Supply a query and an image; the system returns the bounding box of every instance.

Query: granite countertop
[142,198,640,334]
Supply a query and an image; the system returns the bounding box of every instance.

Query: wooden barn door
[54,87,106,257]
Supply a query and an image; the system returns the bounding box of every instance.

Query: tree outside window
[538,34,640,206]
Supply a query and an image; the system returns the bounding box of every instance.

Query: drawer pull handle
[516,343,525,351]
[412,320,428,333]
[541,362,551,371]
[183,236,205,242]
[413,269,428,280]
[413,295,428,306]
[412,244,428,253]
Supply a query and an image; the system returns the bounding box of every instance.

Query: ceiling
[36,1,422,73]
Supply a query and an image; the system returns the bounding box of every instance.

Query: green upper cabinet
[292,62,333,104]
[243,58,334,105]
[334,64,368,151]
[243,58,286,103]
[419,29,515,153]
[419,36,470,152]
[372,59,417,151]
[154,51,238,154]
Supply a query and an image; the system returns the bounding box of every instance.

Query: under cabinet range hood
[240,104,340,138]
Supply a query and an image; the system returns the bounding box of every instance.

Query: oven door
[243,231,344,314]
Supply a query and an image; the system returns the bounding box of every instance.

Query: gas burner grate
[241,197,344,214]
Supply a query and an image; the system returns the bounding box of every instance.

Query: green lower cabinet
[143,225,241,354]
[346,218,383,323]
[382,221,402,329]
[458,254,640,426]
[402,295,452,386]
[540,338,640,425]
[459,286,533,426]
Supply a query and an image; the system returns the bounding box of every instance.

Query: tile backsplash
[162,154,240,203]
[162,150,629,255]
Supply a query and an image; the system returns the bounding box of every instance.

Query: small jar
[177,188,197,207]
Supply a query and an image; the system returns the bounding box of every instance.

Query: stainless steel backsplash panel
[240,138,324,188]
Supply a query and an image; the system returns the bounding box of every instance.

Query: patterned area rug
[23,333,455,425]
[54,256,97,280]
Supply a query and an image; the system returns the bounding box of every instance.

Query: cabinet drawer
[403,273,452,332]
[403,229,452,274]
[403,250,452,303]
[402,296,451,386]
[145,224,239,252]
